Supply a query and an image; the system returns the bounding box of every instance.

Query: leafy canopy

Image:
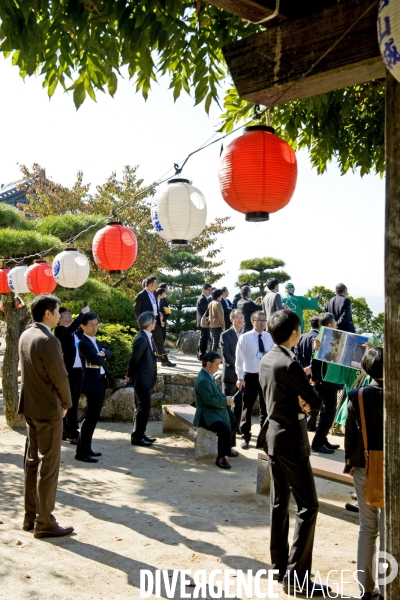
[237,256,290,296]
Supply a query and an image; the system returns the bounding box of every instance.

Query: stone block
[151,392,164,407]
[256,453,270,495]
[163,372,196,387]
[164,384,195,405]
[107,387,135,421]
[99,390,114,419]
[162,406,190,433]
[152,374,165,393]
[176,331,200,354]
[114,378,127,390]
[194,427,218,459]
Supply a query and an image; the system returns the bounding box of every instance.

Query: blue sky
[0,57,385,314]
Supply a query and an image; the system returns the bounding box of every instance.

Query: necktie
[258,333,265,354]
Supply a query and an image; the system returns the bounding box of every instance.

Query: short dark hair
[202,283,212,291]
[310,315,320,329]
[59,306,69,315]
[240,282,250,288]
[159,282,168,290]
[319,312,336,327]
[267,308,301,345]
[81,311,99,325]
[221,286,228,293]
[361,347,383,380]
[31,294,60,323]
[241,285,251,298]
[251,310,265,323]
[266,278,279,291]
[202,351,221,367]
[145,275,157,287]
[212,288,223,300]
[155,287,165,298]
[336,283,347,294]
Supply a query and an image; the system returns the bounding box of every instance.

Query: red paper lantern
[92,222,138,274]
[218,125,298,222]
[0,268,11,294]
[25,261,57,294]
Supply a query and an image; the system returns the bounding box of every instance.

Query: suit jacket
[135,288,160,325]
[220,327,240,384]
[54,314,84,372]
[196,293,209,327]
[159,297,170,322]
[237,298,261,332]
[18,323,72,420]
[262,291,283,322]
[232,292,241,309]
[127,330,157,390]
[221,297,232,329]
[194,368,230,428]
[79,335,112,394]
[294,328,319,369]
[259,346,321,457]
[324,294,355,333]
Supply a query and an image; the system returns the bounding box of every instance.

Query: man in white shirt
[235,310,274,449]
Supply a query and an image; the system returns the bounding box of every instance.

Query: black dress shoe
[311,444,335,454]
[89,450,102,457]
[345,502,359,513]
[240,440,249,449]
[215,457,231,469]
[75,454,99,463]
[283,575,331,596]
[325,441,340,449]
[162,360,176,367]
[131,438,153,446]
[143,435,157,443]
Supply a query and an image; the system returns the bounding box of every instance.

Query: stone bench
[162,404,218,460]
[256,452,354,495]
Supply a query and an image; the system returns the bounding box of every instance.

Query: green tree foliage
[0,2,385,175]
[158,250,222,336]
[302,285,384,343]
[237,257,290,296]
[220,83,385,176]
[66,286,135,327]
[97,323,137,379]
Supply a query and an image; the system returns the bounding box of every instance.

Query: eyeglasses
[256,319,267,323]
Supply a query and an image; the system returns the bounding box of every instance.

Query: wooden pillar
[384,69,400,599]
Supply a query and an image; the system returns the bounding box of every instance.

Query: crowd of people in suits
[17,278,383,600]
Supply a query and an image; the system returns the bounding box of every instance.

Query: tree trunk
[2,294,25,429]
[384,70,400,600]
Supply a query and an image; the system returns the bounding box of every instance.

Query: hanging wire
[0,0,379,265]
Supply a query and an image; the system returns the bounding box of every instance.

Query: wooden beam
[223,0,385,106]
[385,69,400,600]
[207,0,287,23]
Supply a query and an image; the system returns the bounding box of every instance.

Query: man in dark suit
[324,283,355,332]
[220,287,232,330]
[126,311,158,447]
[18,294,74,538]
[259,308,330,597]
[196,283,212,360]
[55,304,90,444]
[237,285,263,332]
[220,309,245,429]
[294,315,320,432]
[158,282,170,342]
[134,275,175,367]
[76,312,112,463]
[232,283,250,309]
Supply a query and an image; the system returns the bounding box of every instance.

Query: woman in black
[344,348,384,600]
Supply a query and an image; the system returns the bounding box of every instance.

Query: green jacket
[282,295,319,331]
[194,368,230,428]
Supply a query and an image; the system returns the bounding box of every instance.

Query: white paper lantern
[7,265,30,294]
[151,178,207,245]
[52,249,90,289]
[378,0,400,82]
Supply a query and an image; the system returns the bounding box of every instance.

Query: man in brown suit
[18,294,74,538]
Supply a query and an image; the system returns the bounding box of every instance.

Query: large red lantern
[218,126,297,222]
[92,222,138,274]
[0,268,11,294]
[25,261,57,294]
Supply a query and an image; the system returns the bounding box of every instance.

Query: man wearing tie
[235,310,273,449]
[220,287,233,330]
[196,283,213,360]
[126,312,158,447]
[134,275,175,367]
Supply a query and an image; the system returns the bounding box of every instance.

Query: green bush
[97,323,136,379]
[65,286,136,327]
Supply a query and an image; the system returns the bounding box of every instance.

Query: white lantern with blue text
[378,0,400,82]
[52,249,90,289]
[7,265,30,294]
[151,178,207,245]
